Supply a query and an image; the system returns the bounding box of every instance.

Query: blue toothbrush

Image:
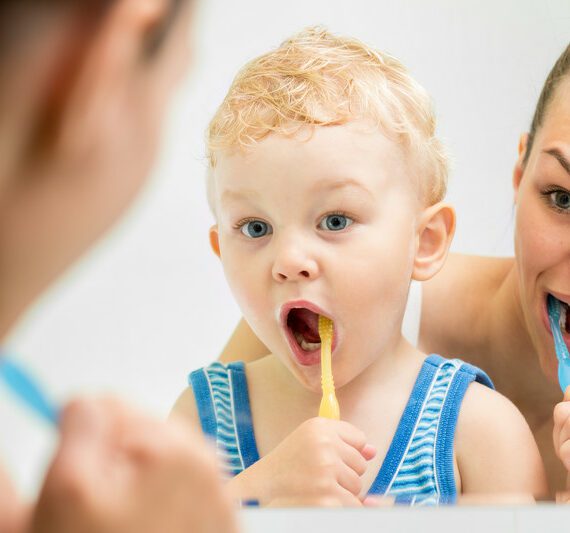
[547,295,570,393]
[0,356,60,427]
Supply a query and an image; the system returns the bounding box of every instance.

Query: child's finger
[333,487,364,508]
[336,465,362,496]
[335,421,371,455]
[361,443,377,461]
[362,495,395,507]
[338,445,368,476]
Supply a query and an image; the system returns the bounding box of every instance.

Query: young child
[173,28,547,506]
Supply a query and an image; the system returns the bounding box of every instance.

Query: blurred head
[0,0,195,338]
[512,42,570,381]
[207,29,454,391]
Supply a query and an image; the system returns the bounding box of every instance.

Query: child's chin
[293,366,326,393]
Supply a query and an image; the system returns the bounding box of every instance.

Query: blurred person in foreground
[0,1,237,532]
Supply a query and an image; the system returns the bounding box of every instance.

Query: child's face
[213,121,423,392]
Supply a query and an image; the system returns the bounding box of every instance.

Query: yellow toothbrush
[318,315,340,420]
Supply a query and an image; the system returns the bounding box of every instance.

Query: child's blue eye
[240,220,272,238]
[318,214,354,231]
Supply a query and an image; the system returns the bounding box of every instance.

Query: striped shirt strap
[433,356,493,502]
[384,355,457,504]
[370,354,494,506]
[189,361,259,477]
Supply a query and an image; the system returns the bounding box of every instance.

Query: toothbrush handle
[319,390,340,420]
[0,358,60,427]
[320,341,339,419]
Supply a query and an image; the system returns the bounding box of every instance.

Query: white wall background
[2,0,569,498]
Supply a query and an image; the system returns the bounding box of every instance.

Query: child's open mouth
[288,308,322,351]
[281,303,336,366]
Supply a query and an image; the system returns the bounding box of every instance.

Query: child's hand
[31,397,238,533]
[553,387,570,483]
[229,417,376,507]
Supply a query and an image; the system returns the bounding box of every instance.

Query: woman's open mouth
[281,302,337,366]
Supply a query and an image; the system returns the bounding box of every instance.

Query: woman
[0,1,236,532]
[220,42,570,495]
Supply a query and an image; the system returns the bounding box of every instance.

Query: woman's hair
[0,1,104,60]
[0,0,185,63]
[524,42,570,165]
[206,27,448,208]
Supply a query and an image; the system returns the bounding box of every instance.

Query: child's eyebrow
[220,179,373,203]
[220,189,262,204]
[310,178,374,198]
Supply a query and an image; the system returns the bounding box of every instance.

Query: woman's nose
[271,239,319,283]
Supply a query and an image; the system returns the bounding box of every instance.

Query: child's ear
[412,202,455,282]
[513,132,529,202]
[209,225,221,258]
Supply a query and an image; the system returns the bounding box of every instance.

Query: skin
[220,77,570,497]
[173,121,547,505]
[0,1,237,532]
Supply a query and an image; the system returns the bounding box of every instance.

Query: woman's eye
[550,190,570,211]
[240,220,272,238]
[318,214,354,231]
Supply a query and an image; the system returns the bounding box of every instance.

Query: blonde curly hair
[207,27,448,208]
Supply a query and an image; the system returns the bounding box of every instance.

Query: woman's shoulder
[428,253,514,291]
[419,254,514,354]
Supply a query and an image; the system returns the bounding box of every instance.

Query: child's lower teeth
[300,339,320,351]
[294,331,320,351]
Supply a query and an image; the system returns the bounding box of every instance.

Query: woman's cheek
[516,196,545,273]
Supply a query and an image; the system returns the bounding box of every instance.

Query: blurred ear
[512,133,529,201]
[209,225,221,258]
[52,0,171,150]
[412,203,455,282]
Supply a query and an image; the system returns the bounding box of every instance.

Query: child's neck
[265,334,424,420]
[335,335,424,419]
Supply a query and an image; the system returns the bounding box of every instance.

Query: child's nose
[271,241,319,283]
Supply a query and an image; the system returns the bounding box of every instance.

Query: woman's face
[514,78,570,382]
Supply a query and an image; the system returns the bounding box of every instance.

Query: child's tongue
[288,308,320,343]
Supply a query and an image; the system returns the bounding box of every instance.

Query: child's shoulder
[170,361,236,427]
[427,354,533,458]
[170,357,269,425]
[456,378,534,448]
[454,378,547,496]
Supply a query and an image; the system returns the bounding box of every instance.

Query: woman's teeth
[561,302,568,334]
[294,331,321,352]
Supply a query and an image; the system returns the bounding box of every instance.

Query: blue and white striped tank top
[189,354,493,505]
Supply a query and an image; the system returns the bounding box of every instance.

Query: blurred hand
[228,417,376,507]
[553,387,570,489]
[31,397,238,533]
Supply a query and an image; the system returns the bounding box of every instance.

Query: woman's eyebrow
[544,148,570,176]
